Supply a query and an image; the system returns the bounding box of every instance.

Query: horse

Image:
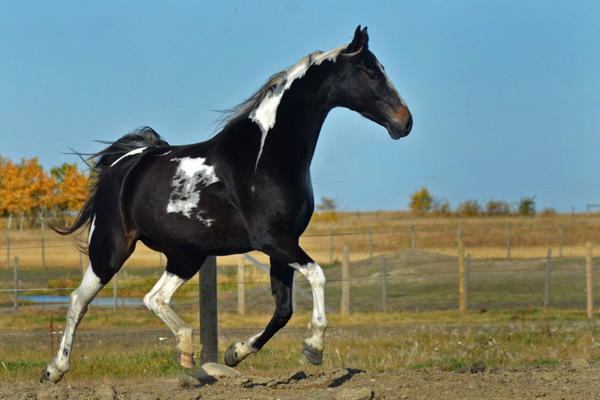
[41,26,412,383]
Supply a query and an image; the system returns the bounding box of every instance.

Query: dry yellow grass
[0,212,598,269]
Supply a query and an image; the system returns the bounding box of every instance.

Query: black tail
[52,127,169,236]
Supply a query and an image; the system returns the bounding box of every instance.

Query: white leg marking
[44,265,103,382]
[110,147,148,166]
[289,262,328,352]
[167,157,219,225]
[144,272,194,354]
[230,330,265,363]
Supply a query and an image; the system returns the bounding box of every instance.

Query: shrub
[457,200,481,217]
[518,196,536,216]
[486,199,512,216]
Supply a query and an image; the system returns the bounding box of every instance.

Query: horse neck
[260,66,337,170]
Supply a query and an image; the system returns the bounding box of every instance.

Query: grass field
[1,212,599,382]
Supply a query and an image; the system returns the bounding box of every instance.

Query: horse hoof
[174,349,195,369]
[40,365,63,384]
[302,342,323,365]
[224,341,242,367]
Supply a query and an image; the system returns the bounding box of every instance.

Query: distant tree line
[408,187,552,217]
[0,155,88,229]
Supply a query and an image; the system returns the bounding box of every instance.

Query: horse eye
[369,72,379,80]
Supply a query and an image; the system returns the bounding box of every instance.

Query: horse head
[335,26,412,139]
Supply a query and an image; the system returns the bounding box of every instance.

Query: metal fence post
[587,243,593,319]
[6,237,9,270]
[457,225,462,257]
[199,256,218,364]
[465,253,470,312]
[411,225,415,250]
[329,227,333,265]
[381,255,388,313]
[544,249,551,309]
[459,241,466,316]
[13,257,18,311]
[341,243,350,315]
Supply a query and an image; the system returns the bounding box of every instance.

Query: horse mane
[51,127,169,238]
[216,44,355,131]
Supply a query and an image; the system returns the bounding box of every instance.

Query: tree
[518,196,536,216]
[486,199,512,216]
[51,163,88,212]
[409,187,434,215]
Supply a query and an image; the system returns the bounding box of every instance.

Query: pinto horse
[41,26,412,383]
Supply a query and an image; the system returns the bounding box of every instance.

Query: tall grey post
[13,257,19,311]
[199,256,218,364]
[381,255,388,313]
[544,249,551,309]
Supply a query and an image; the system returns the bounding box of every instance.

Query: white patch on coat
[88,215,96,246]
[376,60,408,108]
[167,157,219,225]
[156,151,172,157]
[111,147,148,166]
[250,45,347,170]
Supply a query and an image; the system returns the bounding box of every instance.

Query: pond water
[19,295,145,307]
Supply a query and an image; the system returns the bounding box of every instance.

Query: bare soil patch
[1,360,599,400]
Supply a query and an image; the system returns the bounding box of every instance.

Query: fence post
[6,237,9,270]
[199,256,218,364]
[457,225,462,257]
[459,241,466,316]
[368,227,373,260]
[587,243,593,319]
[292,271,298,312]
[411,225,415,250]
[13,257,19,311]
[507,224,511,259]
[237,255,245,315]
[381,255,388,313]
[465,253,470,312]
[42,235,46,270]
[544,249,551,309]
[329,227,333,265]
[113,272,118,311]
[341,243,350,316]
[160,253,163,269]
[558,225,563,258]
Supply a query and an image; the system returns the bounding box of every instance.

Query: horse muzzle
[387,106,412,139]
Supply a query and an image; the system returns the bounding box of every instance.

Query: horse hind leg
[143,255,203,369]
[41,219,134,383]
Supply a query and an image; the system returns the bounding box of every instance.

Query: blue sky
[1,1,598,212]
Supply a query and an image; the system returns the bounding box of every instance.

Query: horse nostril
[406,114,413,132]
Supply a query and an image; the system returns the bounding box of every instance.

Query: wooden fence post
[587,243,593,319]
[381,255,388,313]
[411,225,415,250]
[237,255,245,315]
[329,227,333,265]
[465,253,470,312]
[292,271,297,312]
[558,225,563,258]
[42,235,46,270]
[199,256,218,364]
[341,243,350,316]
[13,257,19,311]
[6,237,9,270]
[544,249,551,309]
[368,227,373,260]
[459,241,466,316]
[457,225,462,257]
[507,224,511,259]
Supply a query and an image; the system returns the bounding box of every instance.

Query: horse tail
[51,127,169,237]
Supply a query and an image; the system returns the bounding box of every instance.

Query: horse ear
[344,25,367,56]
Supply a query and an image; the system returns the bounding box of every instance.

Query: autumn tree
[409,187,434,215]
[51,163,88,213]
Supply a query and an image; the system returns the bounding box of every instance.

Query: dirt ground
[1,360,599,400]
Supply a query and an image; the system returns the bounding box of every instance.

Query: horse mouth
[387,117,412,140]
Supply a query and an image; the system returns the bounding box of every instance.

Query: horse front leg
[41,266,104,383]
[224,259,295,367]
